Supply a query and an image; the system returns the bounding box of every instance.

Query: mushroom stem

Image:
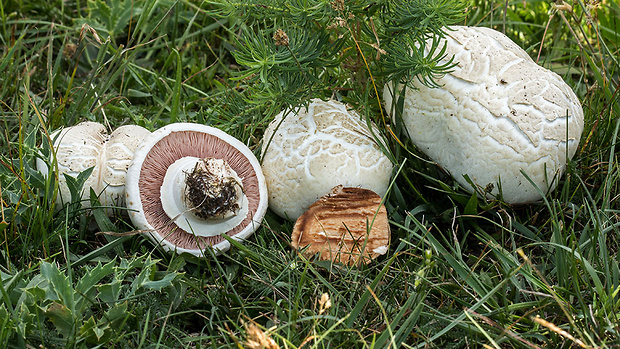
[160,157,248,237]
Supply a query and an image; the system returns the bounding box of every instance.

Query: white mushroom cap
[101,125,152,207]
[261,98,394,220]
[125,123,268,257]
[36,122,151,212]
[383,26,584,203]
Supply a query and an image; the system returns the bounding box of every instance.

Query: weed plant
[1,0,619,348]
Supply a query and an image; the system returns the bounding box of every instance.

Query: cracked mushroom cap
[384,26,584,203]
[261,99,394,220]
[36,122,151,213]
[125,123,268,256]
[292,186,390,266]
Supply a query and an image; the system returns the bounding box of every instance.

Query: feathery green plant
[208,0,467,119]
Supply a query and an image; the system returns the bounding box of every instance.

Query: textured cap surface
[36,122,150,211]
[384,26,584,203]
[102,125,152,207]
[291,186,390,266]
[261,99,393,220]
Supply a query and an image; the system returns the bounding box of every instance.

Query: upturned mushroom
[292,185,390,266]
[261,98,394,220]
[125,123,268,256]
[36,122,151,213]
[383,26,584,204]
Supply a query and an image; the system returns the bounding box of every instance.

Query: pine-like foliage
[207,0,467,115]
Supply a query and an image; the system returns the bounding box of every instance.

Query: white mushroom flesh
[159,157,248,237]
[261,99,394,220]
[384,26,584,203]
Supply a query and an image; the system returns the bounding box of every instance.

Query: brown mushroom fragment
[125,123,268,256]
[291,186,390,266]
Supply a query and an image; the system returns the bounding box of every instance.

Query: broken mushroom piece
[384,26,584,204]
[291,186,390,266]
[125,123,268,256]
[36,122,151,213]
[261,98,394,220]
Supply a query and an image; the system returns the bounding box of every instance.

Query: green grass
[1,0,620,348]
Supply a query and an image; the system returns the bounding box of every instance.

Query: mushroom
[261,98,394,220]
[291,185,390,266]
[125,123,268,256]
[36,122,151,213]
[383,26,584,203]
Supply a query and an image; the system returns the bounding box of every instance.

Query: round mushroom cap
[261,98,394,220]
[125,123,268,257]
[36,122,151,212]
[384,26,584,204]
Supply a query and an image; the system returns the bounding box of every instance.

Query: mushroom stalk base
[160,156,248,237]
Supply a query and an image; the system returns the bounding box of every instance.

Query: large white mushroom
[384,26,584,204]
[261,98,394,220]
[125,123,268,256]
[36,122,151,212]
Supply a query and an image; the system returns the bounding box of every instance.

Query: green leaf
[0,221,8,234]
[74,261,117,313]
[80,313,116,344]
[15,301,34,340]
[78,316,98,341]
[383,31,457,89]
[90,189,117,232]
[0,29,27,72]
[72,236,130,268]
[40,262,75,311]
[90,0,112,28]
[345,254,398,328]
[171,48,183,123]
[85,0,142,41]
[129,257,156,294]
[140,272,179,291]
[464,192,479,215]
[89,189,125,257]
[384,0,466,36]
[102,301,129,329]
[21,286,46,307]
[127,89,152,98]
[374,285,427,348]
[76,261,115,296]
[92,323,105,341]
[98,280,122,304]
[43,302,74,338]
[63,166,94,205]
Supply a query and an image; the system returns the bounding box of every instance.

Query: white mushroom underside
[159,156,249,237]
[261,99,394,220]
[384,26,584,203]
[125,123,269,257]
